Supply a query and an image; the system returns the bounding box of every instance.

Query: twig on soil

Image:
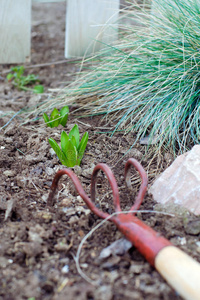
[30,179,39,191]
[0,58,83,75]
[57,278,69,293]
[76,119,115,131]
[76,120,92,127]
[0,109,23,131]
[74,209,175,286]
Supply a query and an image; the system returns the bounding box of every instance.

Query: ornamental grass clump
[24,0,200,153]
[53,0,200,152]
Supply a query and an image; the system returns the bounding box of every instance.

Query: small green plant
[48,124,88,167]
[7,66,44,93]
[43,106,69,128]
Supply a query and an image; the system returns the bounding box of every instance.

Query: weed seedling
[43,106,69,128]
[7,66,44,93]
[49,124,88,167]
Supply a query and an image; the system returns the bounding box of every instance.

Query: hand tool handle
[155,246,200,300]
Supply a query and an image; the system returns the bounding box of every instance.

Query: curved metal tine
[124,158,148,213]
[91,163,122,214]
[47,168,109,220]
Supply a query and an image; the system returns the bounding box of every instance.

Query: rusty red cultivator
[47,158,200,300]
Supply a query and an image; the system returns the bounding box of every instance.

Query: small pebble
[61,265,69,274]
[41,194,48,203]
[73,165,82,176]
[129,264,143,274]
[49,148,55,156]
[68,216,79,224]
[77,195,83,202]
[62,207,76,216]
[196,241,200,253]
[45,167,54,176]
[177,237,186,245]
[3,170,16,177]
[80,263,88,269]
[185,220,200,235]
[60,198,71,207]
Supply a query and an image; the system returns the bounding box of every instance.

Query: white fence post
[0,0,31,63]
[0,0,120,63]
[65,0,120,58]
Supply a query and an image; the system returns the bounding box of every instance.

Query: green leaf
[18,66,25,75]
[51,119,60,127]
[48,138,69,166]
[43,113,51,127]
[60,113,68,127]
[50,108,60,127]
[69,124,79,148]
[78,132,89,152]
[64,139,78,167]
[60,106,69,127]
[71,135,77,148]
[7,73,13,81]
[19,76,26,86]
[25,74,38,84]
[50,108,59,119]
[11,66,24,77]
[60,106,69,116]
[61,131,69,153]
[61,131,78,167]
[33,85,44,94]
[77,132,88,165]
[23,75,34,85]
[11,67,18,72]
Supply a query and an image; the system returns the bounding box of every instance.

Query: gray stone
[72,165,82,176]
[184,220,200,235]
[82,163,95,177]
[149,145,200,215]
[0,256,13,268]
[3,170,16,177]
[95,285,113,300]
[45,167,54,176]
[99,238,132,260]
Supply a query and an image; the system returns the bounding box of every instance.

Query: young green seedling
[6,66,44,93]
[43,106,69,128]
[48,124,88,167]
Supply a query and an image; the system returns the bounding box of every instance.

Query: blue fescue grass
[31,0,200,152]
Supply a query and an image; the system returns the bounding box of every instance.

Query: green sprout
[48,124,88,167]
[43,106,69,128]
[7,66,44,93]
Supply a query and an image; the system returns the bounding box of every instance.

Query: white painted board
[33,0,65,2]
[65,0,120,57]
[0,0,31,63]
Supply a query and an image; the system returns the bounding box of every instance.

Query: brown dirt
[0,3,199,300]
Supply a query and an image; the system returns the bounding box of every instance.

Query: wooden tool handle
[155,246,200,300]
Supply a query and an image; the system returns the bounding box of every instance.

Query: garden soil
[0,3,199,300]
